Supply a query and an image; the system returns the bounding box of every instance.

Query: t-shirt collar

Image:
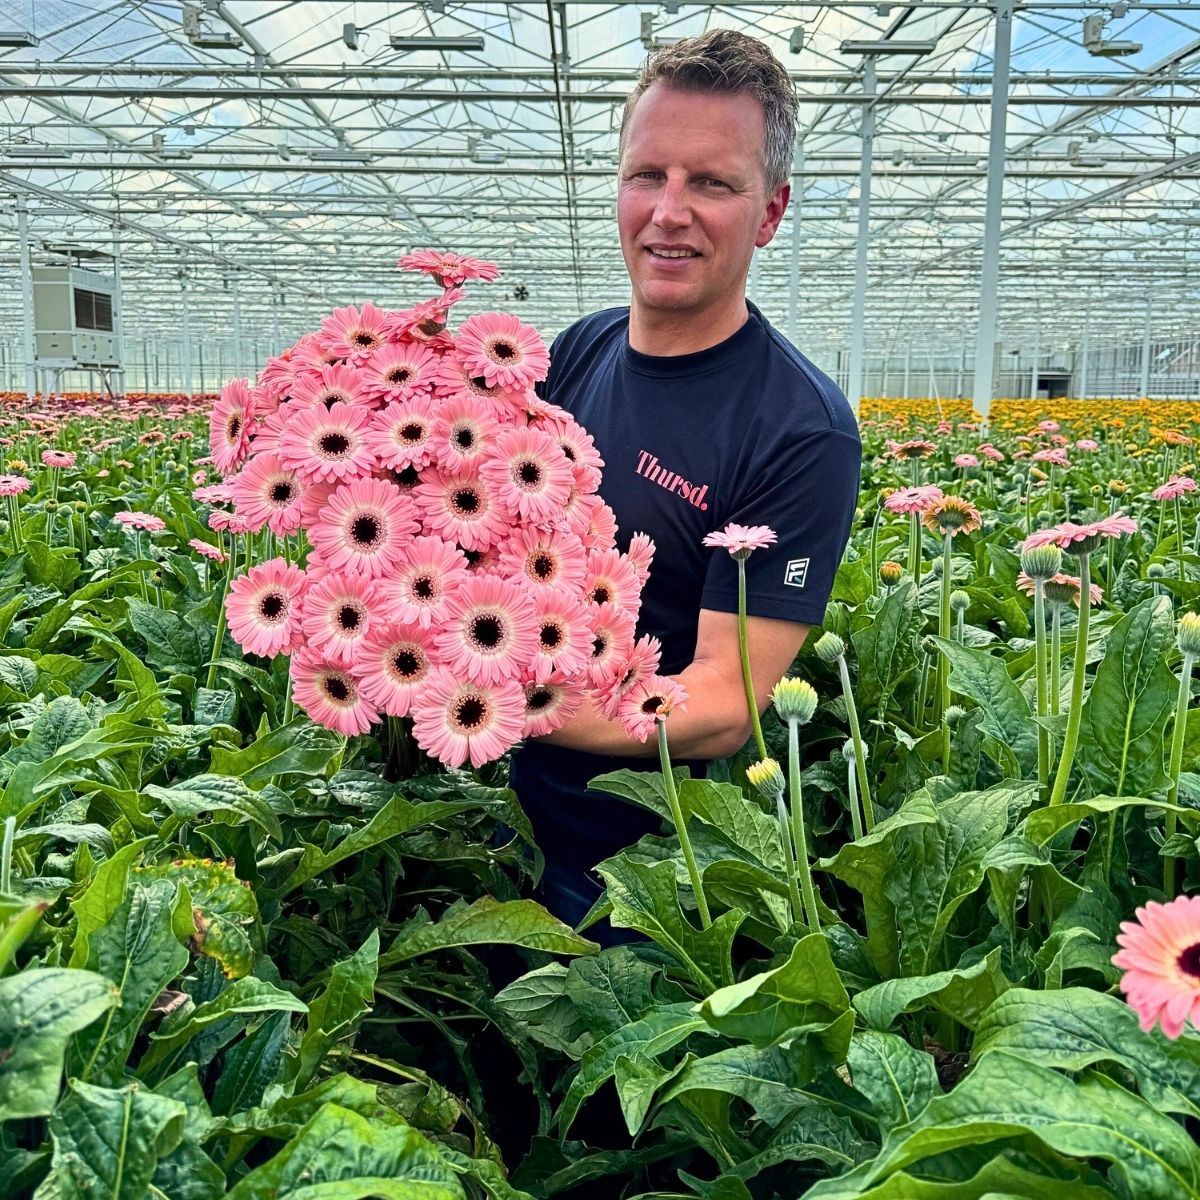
[622,300,764,378]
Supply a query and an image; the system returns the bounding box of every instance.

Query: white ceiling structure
[0,0,1197,393]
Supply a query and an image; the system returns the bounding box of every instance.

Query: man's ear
[756,182,791,248]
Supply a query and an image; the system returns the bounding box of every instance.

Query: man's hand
[533,609,809,760]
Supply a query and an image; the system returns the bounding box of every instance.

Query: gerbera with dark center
[277,401,377,484]
[291,363,372,411]
[413,467,509,552]
[361,341,439,404]
[366,395,439,471]
[410,667,526,768]
[300,571,382,667]
[318,302,392,364]
[209,378,255,475]
[307,477,419,578]
[378,535,470,628]
[290,649,379,736]
[453,312,551,392]
[528,589,594,682]
[231,452,307,535]
[617,674,688,743]
[497,525,588,594]
[536,409,605,494]
[586,602,636,687]
[434,574,540,686]
[521,674,587,739]
[225,558,308,658]
[481,425,575,525]
[1113,895,1200,1038]
[430,396,501,472]
[352,619,439,717]
[584,547,642,617]
[593,634,663,720]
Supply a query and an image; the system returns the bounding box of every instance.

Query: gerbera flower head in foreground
[883,485,943,515]
[921,495,982,538]
[1153,475,1199,503]
[702,522,777,561]
[1023,513,1137,556]
[1113,895,1200,1038]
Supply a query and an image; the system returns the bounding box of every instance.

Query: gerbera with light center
[454,312,551,392]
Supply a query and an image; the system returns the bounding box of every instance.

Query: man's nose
[652,179,691,230]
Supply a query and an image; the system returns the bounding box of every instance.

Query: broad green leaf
[46,1078,187,1200]
[225,1101,464,1200]
[597,856,741,993]
[973,986,1200,1119]
[847,1031,938,1136]
[681,777,784,869]
[127,597,208,674]
[210,716,344,785]
[730,1104,865,1181]
[145,773,283,841]
[150,1139,225,1200]
[193,686,236,727]
[1078,595,1175,797]
[25,567,142,651]
[587,767,689,823]
[4,695,92,768]
[853,580,922,713]
[381,897,596,966]
[0,969,118,1120]
[495,963,592,1057]
[853,948,1011,1032]
[613,1053,687,1134]
[67,839,151,969]
[210,1011,291,1116]
[805,1156,1112,1199]
[565,946,670,1036]
[294,929,378,1091]
[0,655,39,696]
[1024,793,1185,848]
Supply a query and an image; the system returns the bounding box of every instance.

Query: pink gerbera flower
[888,439,936,461]
[480,425,574,525]
[528,589,594,682]
[883,485,944,515]
[584,547,643,616]
[1113,896,1200,1038]
[386,292,463,344]
[432,354,520,418]
[361,341,440,404]
[453,312,550,392]
[209,379,255,475]
[434,574,540,686]
[586,602,636,686]
[292,331,344,376]
[352,619,439,717]
[617,674,688,743]
[378,536,470,628]
[307,477,420,578]
[411,668,526,768]
[290,649,379,736]
[1038,419,1060,433]
[41,449,76,469]
[1032,447,1070,468]
[0,475,31,496]
[318,303,392,365]
[977,443,1005,462]
[397,249,501,288]
[430,395,503,473]
[300,571,383,667]
[1017,571,1102,608]
[1153,476,1198,502]
[522,674,587,739]
[594,634,663,720]
[625,533,656,586]
[570,492,619,550]
[114,510,166,533]
[230,452,307,535]
[413,467,510,552]
[277,401,376,484]
[225,558,307,658]
[954,454,980,469]
[366,395,439,471]
[497,525,588,594]
[189,538,227,563]
[1022,514,1137,554]
[290,364,372,411]
[702,522,778,561]
[1076,438,1100,452]
[537,410,604,494]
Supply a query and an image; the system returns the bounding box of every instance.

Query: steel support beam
[846,60,875,411]
[788,145,804,344]
[180,277,192,398]
[16,196,34,401]
[111,221,125,398]
[1141,298,1153,397]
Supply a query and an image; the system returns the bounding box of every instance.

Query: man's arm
[533,608,809,760]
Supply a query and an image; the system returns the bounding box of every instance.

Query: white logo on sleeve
[783,558,810,588]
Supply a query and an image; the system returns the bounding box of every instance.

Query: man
[510,28,861,934]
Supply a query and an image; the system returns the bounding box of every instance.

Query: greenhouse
[3,2,1200,1198]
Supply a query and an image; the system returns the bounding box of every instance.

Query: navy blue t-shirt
[510,301,861,872]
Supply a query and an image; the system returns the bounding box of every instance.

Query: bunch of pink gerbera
[208,251,663,769]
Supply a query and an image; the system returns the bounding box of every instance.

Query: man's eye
[704,178,729,188]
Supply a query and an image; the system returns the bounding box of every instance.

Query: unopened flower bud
[72,500,87,512]
[922,635,938,657]
[1020,543,1063,580]
[746,757,786,803]
[842,738,866,763]
[950,590,970,614]
[1109,478,1128,495]
[814,631,845,664]
[1148,563,1168,580]
[945,704,968,728]
[879,561,903,587]
[930,557,944,578]
[772,677,818,725]
[44,499,58,511]
[1178,612,1200,657]
[1029,466,1048,482]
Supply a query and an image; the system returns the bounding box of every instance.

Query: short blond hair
[619,28,798,192]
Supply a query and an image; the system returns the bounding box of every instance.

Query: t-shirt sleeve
[699,427,861,626]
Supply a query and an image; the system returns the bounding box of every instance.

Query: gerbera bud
[1109,479,1128,495]
[842,737,866,763]
[745,757,786,803]
[44,499,58,511]
[1029,466,1049,482]
[72,500,87,512]
[922,635,938,657]
[813,631,845,664]
[879,561,903,587]
[945,704,967,728]
[1148,563,1168,580]
[1020,543,1063,580]
[878,487,896,504]
[771,677,818,725]
[1178,612,1200,657]
[950,590,970,614]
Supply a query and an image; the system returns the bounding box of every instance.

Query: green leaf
[210,1011,291,1116]
[127,597,207,674]
[1078,595,1176,797]
[1024,793,1185,848]
[973,986,1200,1119]
[933,637,1037,776]
[381,898,596,966]
[495,963,592,1057]
[210,716,344,785]
[597,856,741,993]
[67,839,151,969]
[4,695,92,768]
[730,1104,865,1181]
[225,1101,464,1200]
[564,947,668,1037]
[193,686,236,727]
[0,969,118,1120]
[587,767,689,823]
[0,655,39,696]
[847,1031,938,1136]
[853,947,1011,1032]
[145,773,283,842]
[853,580,922,713]
[45,1078,187,1200]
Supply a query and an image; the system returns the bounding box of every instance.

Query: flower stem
[1176,496,1186,583]
[0,816,13,895]
[1033,579,1050,803]
[775,794,804,928]
[657,719,710,929]
[203,550,238,691]
[1051,606,1062,717]
[939,533,953,774]
[838,654,875,831]
[737,559,768,761]
[787,719,821,931]
[1048,550,1091,807]
[1165,652,1194,899]
[846,758,864,840]
[869,504,882,596]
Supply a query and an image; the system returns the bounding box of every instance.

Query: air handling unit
[32,257,122,375]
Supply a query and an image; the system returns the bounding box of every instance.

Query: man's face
[617,83,789,322]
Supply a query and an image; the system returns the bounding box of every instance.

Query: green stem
[658,720,711,930]
[1164,652,1194,899]
[203,551,238,691]
[846,760,864,840]
[1048,551,1091,806]
[737,560,767,761]
[1176,496,1186,583]
[838,655,875,831]
[869,504,882,597]
[1051,606,1062,718]
[915,650,932,730]
[787,720,821,931]
[939,533,953,774]
[775,794,804,928]
[0,901,46,975]
[1033,579,1050,803]
[0,816,13,895]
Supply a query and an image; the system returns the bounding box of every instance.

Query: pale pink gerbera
[378,536,470,629]
[528,589,595,682]
[300,571,383,668]
[209,378,255,475]
[1153,476,1199,502]
[1023,514,1137,554]
[522,674,587,738]
[230,452,307,535]
[360,341,440,405]
[41,449,76,469]
[883,485,944,515]
[411,667,526,769]
[594,634,663,720]
[625,532,656,586]
[432,354,520,418]
[397,249,501,288]
[413,468,511,553]
[386,292,463,344]
[1113,896,1200,1038]
[617,674,689,743]
[114,510,166,533]
[430,395,502,473]
[318,303,392,365]
[1076,438,1100,452]
[367,395,439,471]
[225,558,307,658]
[454,313,550,392]
[954,453,980,469]
[290,649,379,737]
[584,547,643,616]
[480,425,574,525]
[537,409,605,494]
[1032,447,1070,468]
[587,602,637,686]
[1038,419,1060,433]
[277,402,377,484]
[702,522,778,561]
[570,493,620,550]
[0,475,31,496]
[307,477,420,579]
[977,443,1006,462]
[497,525,588,594]
[290,363,372,411]
[435,574,540,686]
[352,619,440,717]
[292,331,344,377]
[1017,571,1102,608]
[189,538,227,564]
